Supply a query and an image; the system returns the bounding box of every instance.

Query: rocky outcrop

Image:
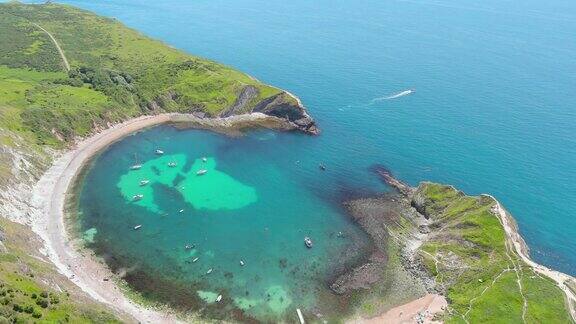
[371,165,414,196]
[189,85,320,135]
[252,92,319,135]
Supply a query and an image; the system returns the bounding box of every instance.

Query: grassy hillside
[0,218,122,322]
[414,183,572,323]
[0,2,291,147]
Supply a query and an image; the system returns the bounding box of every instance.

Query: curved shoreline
[26,113,576,323]
[28,112,287,323]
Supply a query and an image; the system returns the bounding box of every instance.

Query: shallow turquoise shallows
[32,0,575,308]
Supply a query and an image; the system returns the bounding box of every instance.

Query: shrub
[49,295,59,304]
[35,299,48,308]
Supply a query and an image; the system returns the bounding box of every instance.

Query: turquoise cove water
[24,0,576,314]
[78,127,372,321]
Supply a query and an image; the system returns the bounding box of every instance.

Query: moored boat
[134,225,142,230]
[304,237,313,248]
[206,268,213,274]
[139,180,150,186]
[133,194,144,201]
[196,169,208,176]
[130,153,142,170]
[168,162,177,167]
[155,149,164,155]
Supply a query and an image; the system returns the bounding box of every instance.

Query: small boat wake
[338,88,416,110]
[371,89,415,103]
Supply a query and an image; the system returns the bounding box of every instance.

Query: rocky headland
[334,166,575,323]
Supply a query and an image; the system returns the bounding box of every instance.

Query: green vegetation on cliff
[0,218,121,322]
[0,2,295,147]
[414,183,572,323]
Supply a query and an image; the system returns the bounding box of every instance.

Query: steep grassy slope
[0,218,122,322]
[414,183,572,323]
[0,2,299,147]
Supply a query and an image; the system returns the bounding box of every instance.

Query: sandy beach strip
[348,294,447,324]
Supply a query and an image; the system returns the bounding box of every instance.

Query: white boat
[139,180,150,186]
[216,295,222,302]
[130,164,142,170]
[206,268,213,274]
[192,257,199,263]
[179,209,184,213]
[155,149,164,155]
[133,194,144,201]
[304,237,313,248]
[130,153,142,170]
[168,162,177,167]
[134,225,142,230]
[202,157,207,162]
[240,260,245,266]
[196,169,208,176]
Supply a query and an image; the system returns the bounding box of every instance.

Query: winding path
[490,198,576,322]
[33,23,70,72]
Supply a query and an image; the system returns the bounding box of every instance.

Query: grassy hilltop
[414,183,572,323]
[0,2,296,147]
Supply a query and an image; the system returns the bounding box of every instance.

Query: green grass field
[0,2,286,147]
[415,183,572,323]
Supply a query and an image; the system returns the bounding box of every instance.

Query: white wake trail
[371,89,415,103]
